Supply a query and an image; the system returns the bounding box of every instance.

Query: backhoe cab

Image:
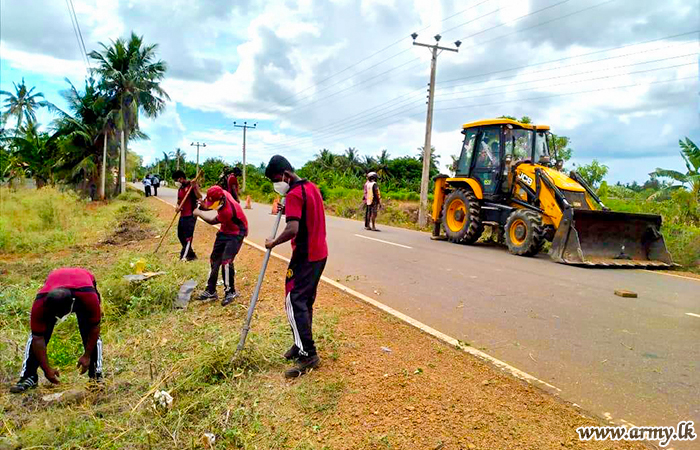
[431,118,673,267]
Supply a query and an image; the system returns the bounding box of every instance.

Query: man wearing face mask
[10,267,103,393]
[264,155,328,378]
[194,186,248,306]
[172,170,202,261]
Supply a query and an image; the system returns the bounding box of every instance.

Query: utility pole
[233,121,256,192]
[191,142,206,175]
[412,32,460,228]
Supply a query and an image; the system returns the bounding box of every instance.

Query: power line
[267,0,619,125]
[64,0,89,72]
[433,75,695,112]
[268,66,694,156]
[68,0,90,67]
[254,0,498,119]
[435,60,696,104]
[438,30,700,87]
[436,47,697,98]
[277,76,694,158]
[456,0,576,41]
[263,38,696,152]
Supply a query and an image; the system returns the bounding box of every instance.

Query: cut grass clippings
[0,189,648,449]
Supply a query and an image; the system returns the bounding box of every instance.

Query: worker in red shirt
[194,186,248,306]
[227,167,242,202]
[10,268,103,393]
[264,155,328,378]
[173,170,202,261]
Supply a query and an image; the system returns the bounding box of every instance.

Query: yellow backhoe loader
[431,118,673,267]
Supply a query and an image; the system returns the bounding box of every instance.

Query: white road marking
[354,233,412,249]
[155,191,563,395]
[686,313,700,318]
[642,270,700,282]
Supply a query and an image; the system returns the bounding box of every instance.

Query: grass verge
[0,188,647,449]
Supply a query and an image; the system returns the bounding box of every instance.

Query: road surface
[139,184,699,443]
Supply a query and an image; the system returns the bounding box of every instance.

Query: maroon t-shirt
[32,268,101,335]
[217,190,248,237]
[227,174,239,199]
[177,181,199,217]
[285,180,328,262]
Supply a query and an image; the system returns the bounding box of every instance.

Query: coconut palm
[0,78,54,132]
[651,137,700,199]
[173,147,185,170]
[54,78,117,198]
[89,32,169,193]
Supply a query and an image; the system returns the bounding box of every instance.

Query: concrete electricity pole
[190,141,206,174]
[233,121,256,192]
[412,33,460,228]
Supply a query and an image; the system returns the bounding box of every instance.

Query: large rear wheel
[441,188,483,244]
[505,209,545,256]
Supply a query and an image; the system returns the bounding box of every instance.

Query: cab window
[534,131,551,162]
[473,126,501,195]
[504,128,533,162]
[457,130,476,175]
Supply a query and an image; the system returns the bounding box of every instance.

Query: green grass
[0,188,346,449]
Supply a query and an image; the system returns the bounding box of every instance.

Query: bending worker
[264,155,328,378]
[10,267,103,393]
[194,186,248,307]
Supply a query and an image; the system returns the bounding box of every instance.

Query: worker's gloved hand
[278,204,285,215]
[77,354,91,374]
[45,367,60,384]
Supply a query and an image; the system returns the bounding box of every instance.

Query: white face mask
[273,181,289,196]
[174,181,182,188]
[273,174,290,195]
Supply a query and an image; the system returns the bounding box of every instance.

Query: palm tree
[89,32,169,193]
[10,122,61,187]
[161,150,170,180]
[651,137,700,199]
[173,147,185,170]
[54,78,117,198]
[0,78,54,132]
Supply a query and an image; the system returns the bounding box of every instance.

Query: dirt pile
[100,204,155,245]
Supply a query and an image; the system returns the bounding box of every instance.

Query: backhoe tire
[441,188,483,244]
[505,209,545,256]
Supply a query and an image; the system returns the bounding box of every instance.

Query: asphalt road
[140,184,699,443]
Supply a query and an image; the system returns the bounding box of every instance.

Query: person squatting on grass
[363,171,381,231]
[194,185,248,307]
[264,155,328,378]
[10,268,103,393]
[173,170,203,261]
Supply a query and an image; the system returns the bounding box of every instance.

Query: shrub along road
[145,183,700,441]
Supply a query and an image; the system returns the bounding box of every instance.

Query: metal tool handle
[236,199,285,354]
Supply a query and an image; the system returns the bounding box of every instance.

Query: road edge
[150,194,562,396]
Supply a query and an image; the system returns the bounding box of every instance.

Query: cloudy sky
[1,0,698,183]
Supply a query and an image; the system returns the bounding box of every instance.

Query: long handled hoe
[235,198,285,355]
[153,170,203,254]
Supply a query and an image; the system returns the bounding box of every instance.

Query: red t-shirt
[227,174,239,199]
[217,190,248,237]
[177,181,199,217]
[285,180,328,262]
[32,268,101,335]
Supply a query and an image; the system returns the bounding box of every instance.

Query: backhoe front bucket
[549,208,673,268]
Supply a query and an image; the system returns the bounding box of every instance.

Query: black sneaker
[221,291,239,307]
[283,345,299,361]
[284,355,320,379]
[185,255,198,262]
[10,375,38,393]
[197,291,218,301]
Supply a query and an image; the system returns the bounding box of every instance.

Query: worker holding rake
[264,155,328,378]
[172,170,203,261]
